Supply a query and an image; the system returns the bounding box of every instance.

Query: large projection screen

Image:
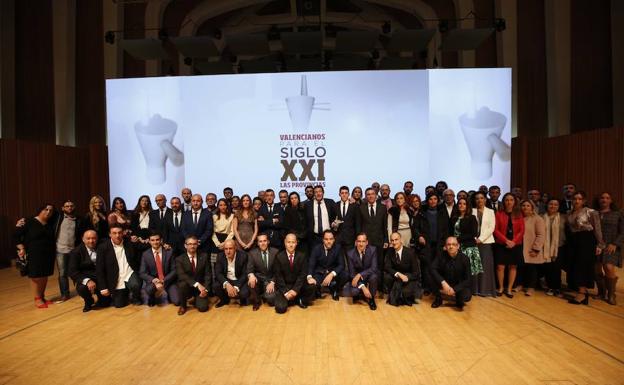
[106,69,511,203]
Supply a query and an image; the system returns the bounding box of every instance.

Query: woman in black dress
[283,192,308,252]
[80,195,109,243]
[14,204,56,308]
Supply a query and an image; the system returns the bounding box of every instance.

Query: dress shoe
[147,299,156,307]
[368,298,377,311]
[431,297,443,308]
[315,290,322,299]
[297,298,307,309]
[352,295,360,304]
[455,303,465,311]
[82,304,92,313]
[55,295,70,304]
[177,306,187,315]
[568,293,589,305]
[252,303,260,311]
[504,291,514,298]
[215,300,228,308]
[240,299,248,307]
[332,291,339,301]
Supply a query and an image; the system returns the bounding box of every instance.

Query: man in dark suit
[163,197,184,257]
[334,186,358,251]
[356,187,388,295]
[487,185,502,212]
[273,233,315,313]
[258,189,284,249]
[346,233,378,310]
[96,224,142,308]
[438,189,459,244]
[307,230,347,300]
[176,235,211,315]
[247,233,278,310]
[180,194,214,252]
[149,193,170,233]
[431,236,472,310]
[139,231,178,306]
[68,230,109,312]
[213,240,250,307]
[384,232,422,306]
[305,185,337,251]
[559,182,576,213]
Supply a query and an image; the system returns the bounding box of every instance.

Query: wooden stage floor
[0,267,623,385]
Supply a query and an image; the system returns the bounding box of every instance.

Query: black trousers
[111,272,142,308]
[544,252,564,290]
[178,281,209,312]
[373,243,385,293]
[76,279,110,307]
[213,279,250,304]
[312,270,348,295]
[523,264,539,289]
[274,283,316,314]
[249,278,276,306]
[436,287,472,306]
[418,246,435,292]
[384,276,422,305]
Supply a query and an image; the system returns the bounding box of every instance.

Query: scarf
[543,213,560,262]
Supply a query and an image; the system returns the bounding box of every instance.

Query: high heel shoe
[34,297,48,309]
[568,293,589,305]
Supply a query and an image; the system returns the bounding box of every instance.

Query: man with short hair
[403,181,414,197]
[379,184,393,210]
[431,236,472,310]
[356,187,388,295]
[307,230,347,301]
[424,185,436,197]
[439,189,459,241]
[54,200,82,302]
[213,240,250,307]
[559,183,576,213]
[96,224,142,308]
[176,236,211,315]
[164,197,184,256]
[335,185,358,251]
[346,233,378,310]
[247,233,278,310]
[303,185,314,203]
[139,231,178,306]
[273,234,315,313]
[258,189,284,248]
[68,230,109,312]
[435,181,448,199]
[487,185,502,211]
[278,189,289,211]
[149,194,169,233]
[223,187,234,202]
[180,194,214,252]
[478,185,488,195]
[181,187,193,211]
[205,193,218,214]
[371,182,381,197]
[528,189,546,214]
[384,232,422,306]
[511,186,523,200]
[305,185,337,251]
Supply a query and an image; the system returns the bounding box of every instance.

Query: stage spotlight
[382,21,391,34]
[213,28,223,40]
[494,18,506,32]
[268,25,280,40]
[184,57,193,66]
[438,20,449,33]
[158,28,168,42]
[104,31,115,44]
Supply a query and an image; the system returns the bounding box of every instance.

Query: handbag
[15,256,28,277]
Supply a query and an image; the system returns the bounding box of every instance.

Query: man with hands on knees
[247,233,278,311]
[213,240,250,308]
[307,230,347,301]
[431,236,472,311]
[273,233,315,314]
[346,233,378,310]
[68,230,110,312]
[176,236,211,315]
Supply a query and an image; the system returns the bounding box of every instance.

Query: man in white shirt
[334,186,357,251]
[305,185,337,251]
[68,230,109,312]
[384,232,422,306]
[213,240,250,307]
[96,224,142,308]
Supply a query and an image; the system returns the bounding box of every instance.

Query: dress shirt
[313,200,330,234]
[113,242,134,289]
[81,247,97,285]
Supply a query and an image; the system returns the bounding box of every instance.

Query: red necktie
[190,256,196,273]
[289,254,294,270]
[154,250,165,281]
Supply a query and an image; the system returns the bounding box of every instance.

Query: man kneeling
[384,232,422,306]
[431,236,472,310]
[214,240,250,307]
[273,233,315,314]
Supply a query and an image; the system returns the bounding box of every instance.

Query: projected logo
[459,107,510,179]
[135,114,184,185]
[279,75,329,189]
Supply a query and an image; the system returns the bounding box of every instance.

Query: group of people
[14,181,623,315]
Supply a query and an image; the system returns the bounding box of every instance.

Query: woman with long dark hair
[130,195,153,245]
[594,192,621,305]
[14,204,57,308]
[472,191,497,297]
[493,193,525,298]
[108,197,131,237]
[566,191,605,305]
[232,194,258,251]
[212,198,234,253]
[452,197,483,293]
[351,186,363,206]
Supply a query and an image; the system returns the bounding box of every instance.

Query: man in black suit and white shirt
[139,231,178,306]
[247,233,278,310]
[68,230,109,312]
[180,194,214,252]
[176,235,211,315]
[149,194,170,233]
[305,185,337,251]
[258,189,284,249]
[334,185,358,252]
[163,197,184,257]
[96,224,142,308]
[213,240,250,307]
[384,232,422,306]
[438,189,459,243]
[486,185,502,212]
[356,187,388,294]
[273,233,315,314]
[181,187,193,212]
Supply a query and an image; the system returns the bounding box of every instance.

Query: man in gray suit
[247,233,278,310]
[139,231,179,306]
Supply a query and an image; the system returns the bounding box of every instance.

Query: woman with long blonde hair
[82,195,109,242]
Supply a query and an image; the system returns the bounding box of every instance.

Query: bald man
[273,234,315,313]
[149,193,170,233]
[180,194,214,252]
[68,230,110,312]
[213,240,250,307]
[181,187,193,211]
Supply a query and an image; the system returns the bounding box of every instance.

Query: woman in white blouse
[212,198,234,253]
[472,191,497,297]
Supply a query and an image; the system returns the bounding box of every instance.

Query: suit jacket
[273,250,307,293]
[163,210,184,253]
[559,199,573,214]
[304,198,337,240]
[356,202,388,246]
[335,200,358,248]
[148,208,170,233]
[176,252,211,288]
[68,243,97,285]
[438,204,459,243]
[215,251,248,285]
[493,211,525,245]
[384,247,420,282]
[180,208,214,250]
[486,200,502,212]
[308,243,345,276]
[246,246,278,282]
[409,210,430,247]
[431,251,471,291]
[346,246,378,281]
[258,203,284,248]
[95,240,138,292]
[139,248,176,288]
